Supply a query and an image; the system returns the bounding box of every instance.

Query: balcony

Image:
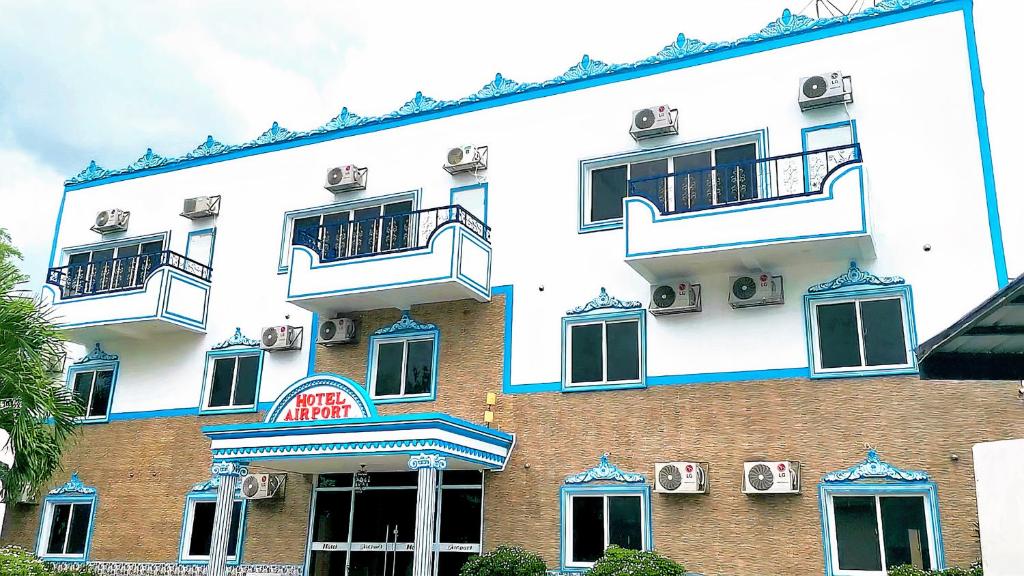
[623,144,873,281]
[43,250,212,343]
[286,205,491,314]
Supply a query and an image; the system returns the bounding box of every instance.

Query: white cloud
[0,148,65,287]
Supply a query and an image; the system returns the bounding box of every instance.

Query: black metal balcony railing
[293,204,490,264]
[46,250,212,299]
[627,143,862,216]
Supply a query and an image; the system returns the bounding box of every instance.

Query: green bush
[0,546,50,576]
[459,545,547,576]
[888,565,982,576]
[584,546,686,576]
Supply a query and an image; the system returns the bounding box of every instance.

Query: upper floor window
[201,328,264,413]
[562,288,646,391]
[804,262,917,379]
[37,474,97,563]
[62,234,166,295]
[579,131,765,232]
[367,313,439,403]
[67,343,119,424]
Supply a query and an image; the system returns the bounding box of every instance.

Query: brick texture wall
[4,294,1021,576]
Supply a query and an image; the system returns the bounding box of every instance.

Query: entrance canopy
[916,274,1024,380]
[202,374,515,474]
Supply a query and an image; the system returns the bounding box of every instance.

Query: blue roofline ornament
[807,261,905,293]
[211,327,261,350]
[373,312,437,335]
[567,288,643,315]
[49,473,97,496]
[822,449,929,483]
[75,342,118,364]
[564,453,647,485]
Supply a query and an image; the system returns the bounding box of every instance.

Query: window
[201,351,263,413]
[180,498,245,564]
[826,494,938,574]
[366,314,439,403]
[64,236,165,295]
[37,475,97,562]
[808,290,915,377]
[580,132,765,231]
[71,369,114,421]
[562,311,645,391]
[562,489,650,569]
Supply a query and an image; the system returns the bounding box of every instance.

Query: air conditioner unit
[324,165,368,193]
[798,71,853,111]
[318,318,357,346]
[444,145,488,174]
[181,195,221,219]
[655,462,708,494]
[240,473,286,500]
[742,461,801,495]
[91,209,129,234]
[649,279,701,316]
[728,273,784,309]
[630,105,679,141]
[261,325,302,351]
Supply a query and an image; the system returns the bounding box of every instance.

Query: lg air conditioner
[91,209,129,234]
[318,318,357,346]
[324,165,368,193]
[444,145,488,174]
[240,473,286,500]
[798,71,853,111]
[630,105,678,141]
[728,273,784,309]
[655,462,708,494]
[181,195,221,219]
[261,325,302,351]
[649,279,701,316]
[742,461,801,495]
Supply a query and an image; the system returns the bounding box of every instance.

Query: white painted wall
[50,10,1001,411]
[974,438,1024,575]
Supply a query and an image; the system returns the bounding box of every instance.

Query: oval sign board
[265,374,376,424]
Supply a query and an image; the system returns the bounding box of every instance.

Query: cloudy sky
[0,0,904,286]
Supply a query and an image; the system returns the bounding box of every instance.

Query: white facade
[973,438,1024,575]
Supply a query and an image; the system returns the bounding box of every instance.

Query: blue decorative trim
[211,462,249,477]
[211,327,261,350]
[307,312,319,376]
[801,121,857,193]
[49,473,97,496]
[807,260,904,293]
[185,228,216,269]
[62,1,947,189]
[408,453,448,470]
[372,312,437,335]
[566,287,642,315]
[450,183,489,225]
[75,343,118,364]
[37,480,98,563]
[564,453,646,485]
[822,449,928,482]
[212,440,502,468]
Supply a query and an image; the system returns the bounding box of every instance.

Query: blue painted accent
[624,165,866,258]
[36,475,98,563]
[647,367,810,386]
[214,445,501,469]
[450,182,489,225]
[559,479,653,571]
[262,373,379,423]
[185,227,217,268]
[578,129,768,233]
[211,327,261,350]
[160,270,211,329]
[177,491,247,566]
[47,189,69,268]
[366,313,441,403]
[307,312,319,377]
[564,453,647,484]
[566,287,643,315]
[65,349,119,425]
[819,451,944,574]
[75,342,118,364]
[454,228,493,298]
[801,120,858,193]
[198,348,265,415]
[61,1,950,191]
[561,308,646,392]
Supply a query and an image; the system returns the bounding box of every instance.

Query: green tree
[0,228,81,501]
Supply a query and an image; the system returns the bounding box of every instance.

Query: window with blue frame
[67,343,119,423]
[201,328,264,413]
[179,478,246,565]
[37,474,97,562]
[366,313,439,403]
[804,262,917,378]
[562,289,646,391]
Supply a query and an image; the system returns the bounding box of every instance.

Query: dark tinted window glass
[570,324,603,384]
[359,471,417,487]
[312,490,352,542]
[89,370,113,418]
[208,358,235,408]
[861,299,907,367]
[405,340,434,395]
[352,206,380,256]
[226,501,242,558]
[382,201,414,251]
[606,321,640,382]
[350,551,413,576]
[441,470,483,486]
[817,302,861,369]
[351,488,416,542]
[715,143,758,203]
[72,372,94,411]
[65,503,91,555]
[309,550,346,576]
[293,216,320,247]
[630,159,669,212]
[317,473,353,489]
[46,503,72,554]
[591,165,627,222]
[141,240,163,254]
[881,496,930,570]
[608,496,643,551]
[673,151,713,211]
[439,488,482,544]
[188,501,216,557]
[374,342,404,396]
[436,552,475,576]
[320,212,350,261]
[571,496,604,563]
[233,355,260,406]
[833,496,883,571]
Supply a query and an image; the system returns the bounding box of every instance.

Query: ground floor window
[828,494,936,574]
[567,493,645,566]
[41,501,93,559]
[180,498,244,563]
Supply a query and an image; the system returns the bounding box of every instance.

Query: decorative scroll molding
[564,453,646,485]
[211,461,249,477]
[408,453,449,470]
[64,0,942,186]
[75,342,118,364]
[566,287,643,315]
[211,327,261,350]
[373,312,437,335]
[47,562,302,576]
[49,472,97,496]
[807,261,905,293]
[822,449,929,483]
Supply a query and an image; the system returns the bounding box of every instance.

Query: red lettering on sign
[284,409,294,421]
[330,405,341,419]
[311,406,322,418]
